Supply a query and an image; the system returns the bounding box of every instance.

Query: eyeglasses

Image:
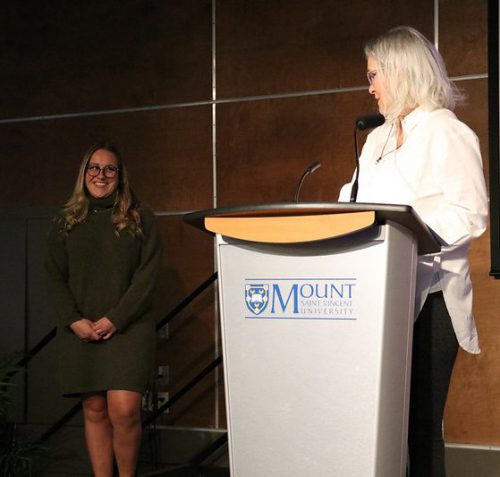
[367,70,377,85]
[86,164,119,178]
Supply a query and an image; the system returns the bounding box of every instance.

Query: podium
[184,202,439,477]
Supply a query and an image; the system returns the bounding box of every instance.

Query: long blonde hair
[58,142,143,237]
[365,26,463,122]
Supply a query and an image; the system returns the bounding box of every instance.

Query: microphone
[355,113,385,131]
[294,161,321,203]
[350,113,385,202]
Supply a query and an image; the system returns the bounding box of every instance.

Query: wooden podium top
[183,202,440,254]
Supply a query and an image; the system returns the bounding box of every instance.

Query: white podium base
[217,223,417,477]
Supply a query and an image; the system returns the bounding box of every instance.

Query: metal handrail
[38,402,82,442]
[189,431,228,467]
[3,329,57,384]
[142,355,223,429]
[155,272,217,331]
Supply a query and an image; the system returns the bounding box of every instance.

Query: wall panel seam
[0,74,487,126]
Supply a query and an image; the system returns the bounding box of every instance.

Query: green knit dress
[45,196,162,396]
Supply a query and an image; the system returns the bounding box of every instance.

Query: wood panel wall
[0,0,496,444]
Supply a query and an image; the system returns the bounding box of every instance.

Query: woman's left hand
[92,317,117,340]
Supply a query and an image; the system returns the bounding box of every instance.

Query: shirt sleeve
[419,124,488,246]
[45,221,83,327]
[105,209,163,331]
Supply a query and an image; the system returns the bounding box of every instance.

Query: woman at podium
[45,143,162,477]
[339,26,488,477]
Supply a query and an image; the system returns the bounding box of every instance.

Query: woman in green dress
[46,142,162,477]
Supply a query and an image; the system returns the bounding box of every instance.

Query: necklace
[375,123,402,163]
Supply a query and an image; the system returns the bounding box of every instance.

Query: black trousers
[408,291,459,477]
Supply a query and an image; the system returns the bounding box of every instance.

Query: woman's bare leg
[107,390,142,477]
[82,393,114,477]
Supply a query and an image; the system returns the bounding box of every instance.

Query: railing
[142,355,222,429]
[7,270,227,464]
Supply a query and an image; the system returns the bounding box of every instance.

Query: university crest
[245,284,269,315]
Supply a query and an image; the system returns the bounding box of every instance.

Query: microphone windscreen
[308,161,321,173]
[355,113,385,131]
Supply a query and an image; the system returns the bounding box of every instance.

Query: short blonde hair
[365,26,462,122]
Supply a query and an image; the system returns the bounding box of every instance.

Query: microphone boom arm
[350,113,385,202]
[294,161,321,203]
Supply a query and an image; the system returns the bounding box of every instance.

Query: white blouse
[339,107,488,353]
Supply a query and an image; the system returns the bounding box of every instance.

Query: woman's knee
[82,394,109,423]
[107,391,142,429]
